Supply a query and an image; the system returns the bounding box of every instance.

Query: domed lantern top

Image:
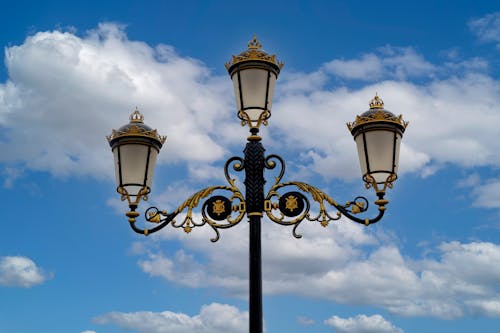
[347,95,408,193]
[226,36,284,129]
[107,109,166,202]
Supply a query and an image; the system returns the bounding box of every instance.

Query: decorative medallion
[205,196,232,221]
[279,191,306,217]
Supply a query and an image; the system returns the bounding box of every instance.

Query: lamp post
[108,36,408,333]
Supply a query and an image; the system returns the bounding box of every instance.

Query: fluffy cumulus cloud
[324,314,403,333]
[135,220,500,319]
[322,46,436,81]
[0,23,238,182]
[1,22,500,185]
[94,303,248,333]
[0,256,50,287]
[469,12,500,48]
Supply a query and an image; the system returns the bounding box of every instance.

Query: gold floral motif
[212,199,226,216]
[285,195,298,211]
[225,35,284,70]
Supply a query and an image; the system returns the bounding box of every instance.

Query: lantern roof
[107,108,166,146]
[347,94,408,133]
[225,35,284,73]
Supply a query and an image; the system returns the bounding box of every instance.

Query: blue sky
[1,1,500,332]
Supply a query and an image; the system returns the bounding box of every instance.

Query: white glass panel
[354,134,368,176]
[119,144,149,196]
[146,148,159,188]
[365,130,395,184]
[231,73,242,111]
[240,68,268,121]
[113,148,121,188]
[266,73,277,110]
[394,132,402,174]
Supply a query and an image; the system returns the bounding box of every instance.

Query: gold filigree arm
[127,155,248,242]
[264,179,388,238]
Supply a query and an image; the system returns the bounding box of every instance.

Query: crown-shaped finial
[248,35,262,50]
[130,107,144,123]
[369,94,384,109]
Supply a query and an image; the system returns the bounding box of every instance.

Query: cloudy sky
[1,1,500,332]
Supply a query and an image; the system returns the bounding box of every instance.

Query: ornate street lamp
[108,36,408,333]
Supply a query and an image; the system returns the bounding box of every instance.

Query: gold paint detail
[239,202,246,213]
[364,173,397,193]
[239,109,271,129]
[148,212,161,223]
[212,199,226,216]
[369,94,384,109]
[225,35,284,71]
[265,180,340,229]
[365,219,370,226]
[166,178,245,241]
[285,195,299,212]
[248,212,264,217]
[346,94,409,132]
[144,229,149,236]
[130,107,144,123]
[264,200,272,212]
[107,108,166,144]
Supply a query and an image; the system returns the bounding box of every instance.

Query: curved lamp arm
[121,150,390,242]
[263,154,388,239]
[124,156,246,242]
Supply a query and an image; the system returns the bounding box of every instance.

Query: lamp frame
[109,39,406,333]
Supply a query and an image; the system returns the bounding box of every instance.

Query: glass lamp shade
[111,140,159,197]
[348,95,408,191]
[226,36,283,128]
[108,110,166,198]
[229,62,278,127]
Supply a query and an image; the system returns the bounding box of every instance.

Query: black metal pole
[244,128,265,333]
[249,214,262,333]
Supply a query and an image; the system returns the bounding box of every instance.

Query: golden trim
[225,35,284,71]
[107,108,166,144]
[264,200,272,212]
[369,94,384,109]
[247,212,263,217]
[347,94,408,132]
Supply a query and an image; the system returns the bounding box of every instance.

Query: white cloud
[322,46,435,81]
[469,12,500,49]
[297,316,315,325]
[81,331,97,333]
[0,256,50,287]
[454,174,500,209]
[135,218,500,319]
[471,178,500,208]
[324,314,403,333]
[1,23,500,187]
[0,23,238,180]
[94,303,248,333]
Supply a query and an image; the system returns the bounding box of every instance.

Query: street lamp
[107,36,408,333]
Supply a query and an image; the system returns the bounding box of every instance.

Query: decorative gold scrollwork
[264,154,386,238]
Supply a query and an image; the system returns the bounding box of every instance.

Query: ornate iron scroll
[126,156,246,242]
[263,154,387,239]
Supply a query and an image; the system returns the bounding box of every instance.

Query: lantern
[347,95,408,193]
[225,36,283,129]
[107,109,166,202]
